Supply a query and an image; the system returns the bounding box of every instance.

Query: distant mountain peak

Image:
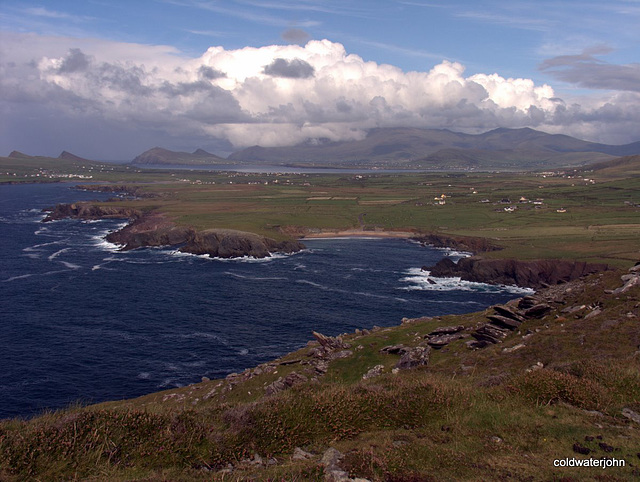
[227,126,640,169]
[8,150,33,159]
[58,151,91,162]
[133,147,226,165]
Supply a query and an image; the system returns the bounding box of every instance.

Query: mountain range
[9,150,93,163]
[224,127,640,169]
[131,147,227,165]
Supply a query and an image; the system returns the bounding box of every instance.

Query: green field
[2,154,639,266]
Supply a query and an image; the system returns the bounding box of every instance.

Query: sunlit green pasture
[2,154,638,265]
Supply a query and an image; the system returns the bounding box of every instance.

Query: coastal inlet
[1,183,529,419]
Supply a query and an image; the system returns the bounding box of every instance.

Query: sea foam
[400,268,533,294]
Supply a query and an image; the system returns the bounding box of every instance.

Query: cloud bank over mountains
[1,33,638,158]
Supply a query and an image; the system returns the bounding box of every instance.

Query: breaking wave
[399,267,533,294]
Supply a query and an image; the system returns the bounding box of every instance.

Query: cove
[0,183,529,419]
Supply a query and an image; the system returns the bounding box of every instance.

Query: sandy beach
[301,229,418,239]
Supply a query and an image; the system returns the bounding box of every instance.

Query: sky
[0,0,639,160]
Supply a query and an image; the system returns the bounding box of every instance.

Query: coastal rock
[105,213,193,250]
[492,305,526,322]
[42,202,141,222]
[428,325,465,336]
[486,315,521,330]
[395,346,431,370]
[180,228,303,258]
[264,372,308,396]
[380,344,409,355]
[425,257,609,289]
[412,233,499,253]
[472,324,509,344]
[524,303,553,319]
[312,332,350,352]
[362,365,385,380]
[426,332,467,348]
[518,295,541,310]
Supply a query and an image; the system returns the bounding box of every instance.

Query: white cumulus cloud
[1,32,639,158]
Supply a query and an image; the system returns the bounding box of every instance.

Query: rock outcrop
[42,203,141,222]
[411,233,500,253]
[395,346,431,370]
[181,229,303,258]
[425,257,610,289]
[105,213,193,250]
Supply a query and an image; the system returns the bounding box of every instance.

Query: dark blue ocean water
[0,183,530,419]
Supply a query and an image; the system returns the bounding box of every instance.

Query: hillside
[57,150,92,163]
[1,266,638,480]
[228,127,640,170]
[132,147,228,165]
[580,154,640,179]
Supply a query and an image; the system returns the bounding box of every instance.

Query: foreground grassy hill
[1,268,639,481]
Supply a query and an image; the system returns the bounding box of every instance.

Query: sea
[0,182,531,419]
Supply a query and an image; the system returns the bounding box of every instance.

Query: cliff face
[411,233,500,253]
[425,257,610,289]
[42,203,141,222]
[181,229,304,258]
[104,213,193,250]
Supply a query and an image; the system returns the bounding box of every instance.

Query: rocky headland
[42,202,305,258]
[42,202,142,222]
[425,256,611,289]
[411,232,500,253]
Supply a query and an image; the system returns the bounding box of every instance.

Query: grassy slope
[1,270,639,481]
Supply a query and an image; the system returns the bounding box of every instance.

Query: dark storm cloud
[159,80,217,96]
[94,63,152,96]
[263,58,315,78]
[281,28,311,45]
[336,99,353,113]
[540,48,640,93]
[57,48,90,73]
[186,88,250,124]
[198,65,226,80]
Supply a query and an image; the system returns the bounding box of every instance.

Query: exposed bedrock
[42,203,142,222]
[411,233,500,253]
[105,214,193,250]
[180,229,304,258]
[424,256,610,289]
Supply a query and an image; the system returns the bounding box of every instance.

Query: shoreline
[301,229,418,239]
[41,199,612,289]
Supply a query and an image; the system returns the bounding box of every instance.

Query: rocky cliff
[104,213,193,250]
[42,203,141,222]
[411,233,500,253]
[181,229,303,258]
[425,256,610,289]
